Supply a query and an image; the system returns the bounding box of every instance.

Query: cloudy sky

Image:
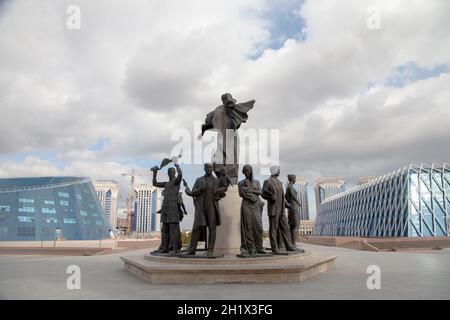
[0,0,449,224]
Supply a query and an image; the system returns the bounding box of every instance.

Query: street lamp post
[54,228,61,249]
[99,227,102,248]
[109,229,117,251]
[41,228,50,248]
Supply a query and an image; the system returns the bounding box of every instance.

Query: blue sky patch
[89,138,111,152]
[248,0,306,60]
[0,0,13,21]
[384,61,449,88]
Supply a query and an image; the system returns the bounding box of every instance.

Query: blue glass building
[0,177,111,241]
[313,163,450,237]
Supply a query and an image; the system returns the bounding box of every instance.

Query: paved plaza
[0,243,449,300]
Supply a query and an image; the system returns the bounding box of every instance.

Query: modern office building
[93,180,119,231]
[314,178,346,210]
[313,163,450,237]
[293,179,310,220]
[133,184,161,234]
[0,177,111,241]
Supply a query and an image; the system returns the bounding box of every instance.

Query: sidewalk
[0,243,448,299]
[0,239,161,255]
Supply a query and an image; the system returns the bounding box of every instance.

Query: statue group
[151,93,304,258]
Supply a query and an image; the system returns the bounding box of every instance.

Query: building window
[17,227,35,237]
[42,208,56,214]
[0,205,11,212]
[18,207,35,213]
[0,226,8,240]
[64,218,76,224]
[60,200,69,206]
[76,194,82,200]
[17,216,34,223]
[80,210,88,216]
[58,192,69,198]
[46,218,58,224]
[19,198,34,203]
[44,200,55,205]
[41,226,53,236]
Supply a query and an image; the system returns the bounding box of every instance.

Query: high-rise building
[293,179,310,220]
[314,178,346,210]
[313,163,450,238]
[93,180,119,231]
[0,177,111,241]
[133,184,161,234]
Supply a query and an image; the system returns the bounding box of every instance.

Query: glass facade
[313,163,450,237]
[314,179,346,212]
[0,177,111,241]
[294,181,310,220]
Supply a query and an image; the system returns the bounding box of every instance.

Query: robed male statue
[200,93,255,184]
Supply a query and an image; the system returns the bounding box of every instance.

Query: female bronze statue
[285,174,301,246]
[238,165,267,256]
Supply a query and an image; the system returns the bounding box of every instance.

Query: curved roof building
[313,163,450,238]
[0,177,111,241]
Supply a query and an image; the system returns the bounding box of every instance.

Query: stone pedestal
[214,185,241,256]
[120,252,337,284]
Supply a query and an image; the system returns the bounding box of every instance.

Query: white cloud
[0,157,61,177]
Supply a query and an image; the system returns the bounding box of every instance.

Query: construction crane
[121,168,169,235]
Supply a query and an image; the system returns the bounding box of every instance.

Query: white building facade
[133,184,161,234]
[93,180,119,231]
[299,220,315,235]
